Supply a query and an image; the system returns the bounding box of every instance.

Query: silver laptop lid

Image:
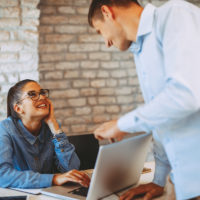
[87,133,152,200]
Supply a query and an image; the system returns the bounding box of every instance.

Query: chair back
[68,134,99,170]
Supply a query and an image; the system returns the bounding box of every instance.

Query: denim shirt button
[61,149,64,152]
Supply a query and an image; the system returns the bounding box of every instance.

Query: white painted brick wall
[0,1,40,120]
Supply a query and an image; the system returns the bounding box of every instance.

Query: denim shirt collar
[17,119,45,145]
[129,3,156,54]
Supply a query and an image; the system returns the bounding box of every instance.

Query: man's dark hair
[88,0,139,27]
[7,79,37,119]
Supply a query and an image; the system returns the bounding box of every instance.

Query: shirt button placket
[34,156,40,172]
[34,139,40,171]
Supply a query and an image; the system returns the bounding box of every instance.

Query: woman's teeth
[37,104,46,108]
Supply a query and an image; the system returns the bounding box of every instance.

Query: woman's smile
[36,101,49,109]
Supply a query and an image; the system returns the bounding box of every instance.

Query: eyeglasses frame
[17,89,49,104]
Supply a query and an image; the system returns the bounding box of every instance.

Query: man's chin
[118,42,132,51]
[119,47,129,51]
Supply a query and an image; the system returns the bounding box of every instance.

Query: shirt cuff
[117,109,152,133]
[152,157,171,187]
[39,174,54,188]
[117,110,138,133]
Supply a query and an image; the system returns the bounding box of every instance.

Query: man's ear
[101,5,115,21]
[14,104,24,115]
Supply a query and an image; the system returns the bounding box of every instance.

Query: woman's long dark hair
[7,79,37,119]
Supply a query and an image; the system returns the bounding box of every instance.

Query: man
[88,0,200,199]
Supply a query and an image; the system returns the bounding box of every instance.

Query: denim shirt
[0,117,80,188]
[117,0,200,199]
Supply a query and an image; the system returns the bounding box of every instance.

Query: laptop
[42,133,152,200]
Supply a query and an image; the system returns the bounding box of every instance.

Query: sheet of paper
[10,188,41,194]
[102,194,119,200]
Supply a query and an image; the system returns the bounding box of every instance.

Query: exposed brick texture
[38,0,141,135]
[0,0,199,135]
[0,1,40,120]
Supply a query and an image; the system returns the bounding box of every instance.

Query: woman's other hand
[52,169,90,188]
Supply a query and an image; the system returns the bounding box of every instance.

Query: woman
[0,79,90,188]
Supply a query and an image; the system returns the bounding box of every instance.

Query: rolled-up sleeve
[152,132,171,186]
[52,133,80,172]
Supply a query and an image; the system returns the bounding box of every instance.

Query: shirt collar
[129,3,156,53]
[17,119,45,145]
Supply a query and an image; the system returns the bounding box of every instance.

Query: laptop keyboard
[70,187,89,197]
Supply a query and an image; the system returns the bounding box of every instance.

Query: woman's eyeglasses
[18,89,49,103]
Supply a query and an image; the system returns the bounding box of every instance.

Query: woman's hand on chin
[52,170,90,188]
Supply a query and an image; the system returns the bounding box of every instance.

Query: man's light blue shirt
[117,0,200,199]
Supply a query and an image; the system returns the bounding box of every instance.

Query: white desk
[0,162,176,200]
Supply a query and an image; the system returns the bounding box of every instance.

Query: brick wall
[0,0,40,120]
[38,0,142,135]
[0,0,199,134]
[38,0,200,135]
